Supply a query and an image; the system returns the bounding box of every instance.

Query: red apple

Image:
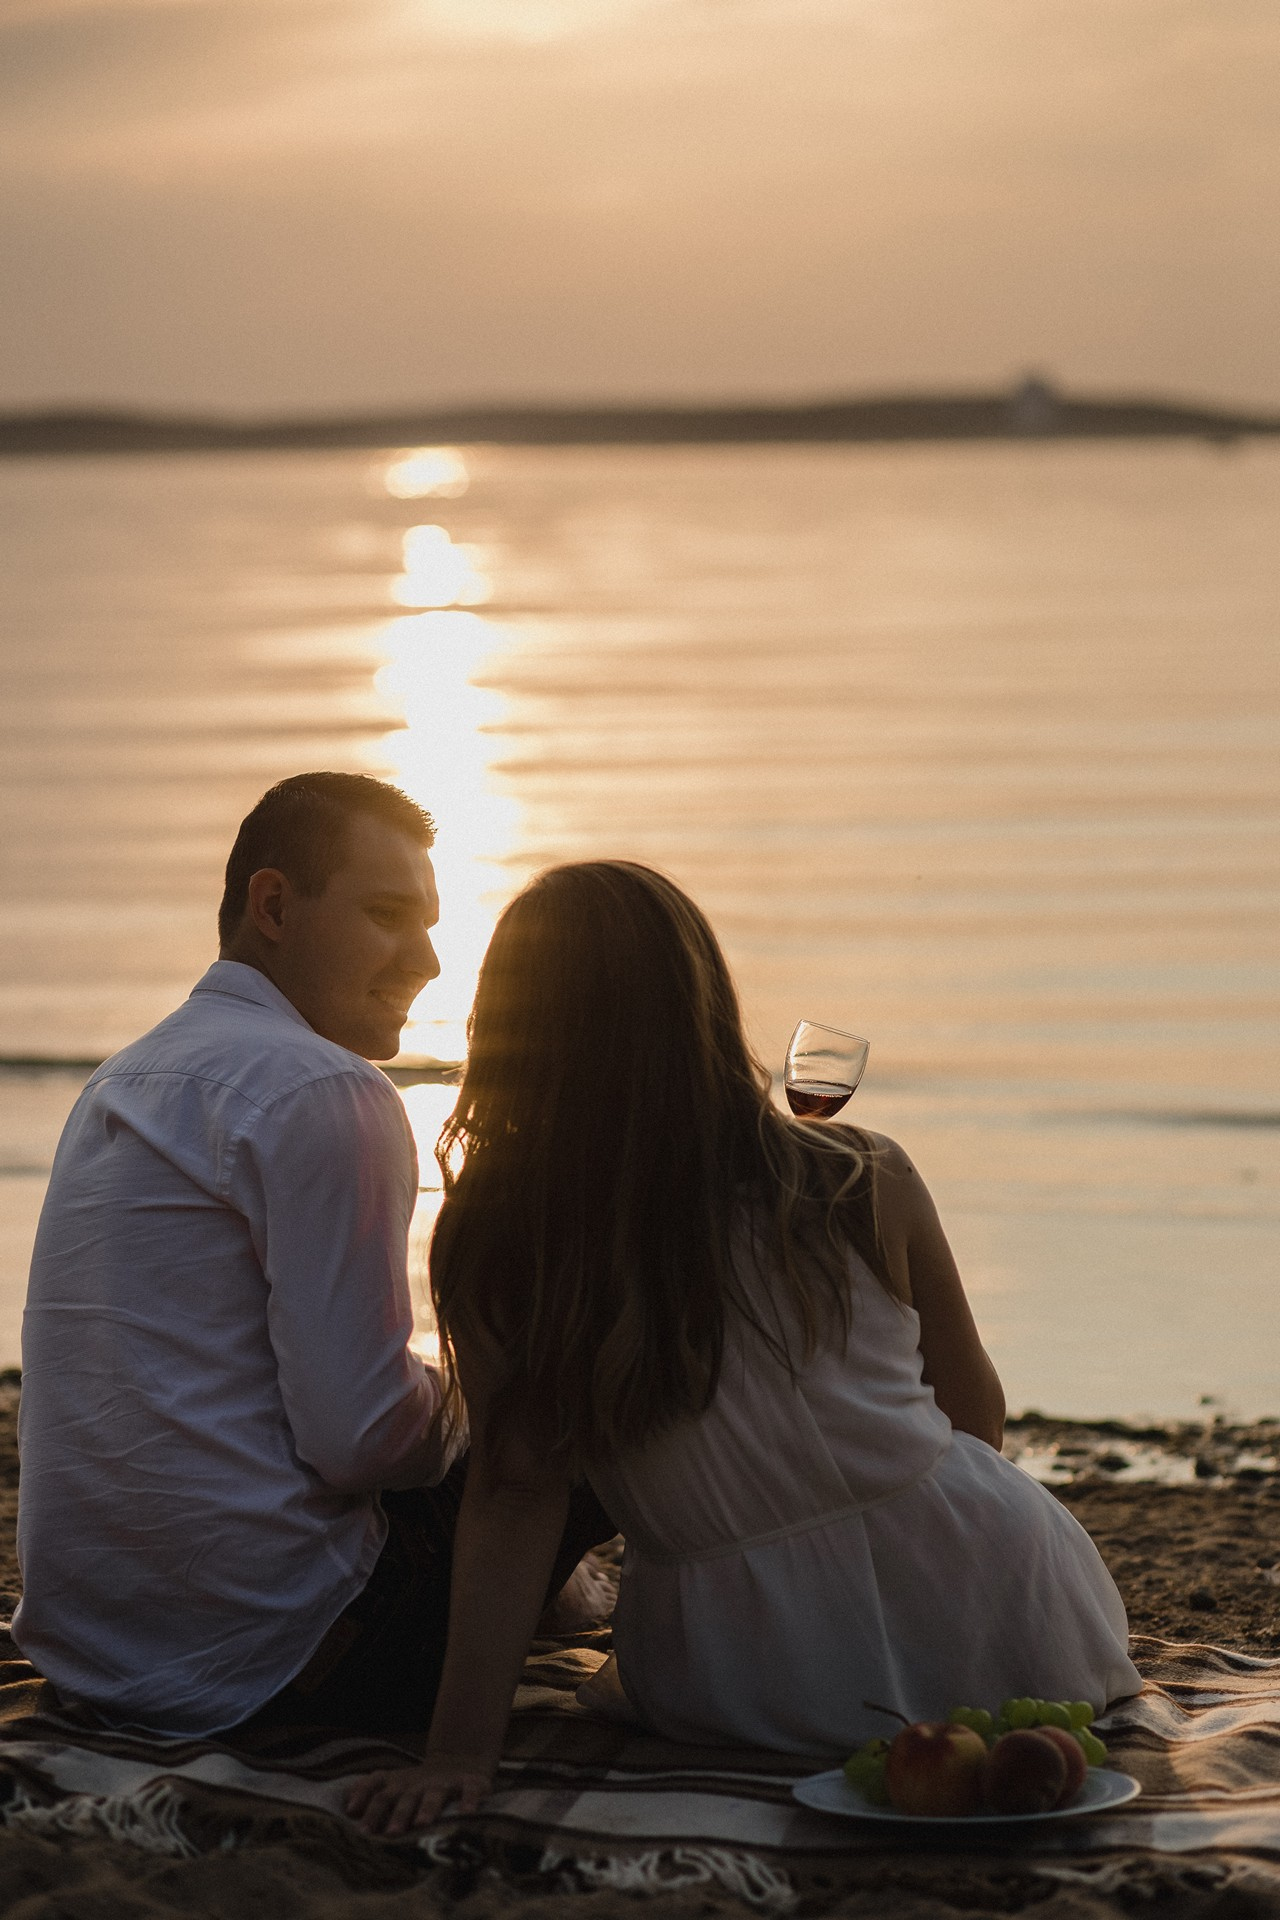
[981,1730,1068,1815]
[884,1722,987,1816]
[1036,1726,1089,1806]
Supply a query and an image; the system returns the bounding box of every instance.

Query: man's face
[273,816,441,1059]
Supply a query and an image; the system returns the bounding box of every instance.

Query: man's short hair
[218,773,436,947]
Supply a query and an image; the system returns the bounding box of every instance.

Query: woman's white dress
[587,1248,1140,1756]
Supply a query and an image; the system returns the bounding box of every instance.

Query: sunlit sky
[2,0,1278,412]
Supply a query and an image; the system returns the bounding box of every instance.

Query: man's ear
[244,868,292,945]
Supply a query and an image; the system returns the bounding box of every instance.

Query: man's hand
[343,1755,494,1835]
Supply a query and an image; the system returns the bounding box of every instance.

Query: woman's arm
[868,1134,1006,1451]
[344,1343,571,1836]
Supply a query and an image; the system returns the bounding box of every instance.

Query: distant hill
[2,381,1277,454]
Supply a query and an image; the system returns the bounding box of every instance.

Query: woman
[347,862,1139,1835]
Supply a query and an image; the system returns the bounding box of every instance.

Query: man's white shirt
[13,961,450,1735]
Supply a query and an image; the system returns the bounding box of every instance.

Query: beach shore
[2,1390,1279,1918]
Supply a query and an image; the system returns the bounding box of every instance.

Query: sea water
[1,440,1277,1417]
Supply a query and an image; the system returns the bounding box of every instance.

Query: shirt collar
[189,960,315,1032]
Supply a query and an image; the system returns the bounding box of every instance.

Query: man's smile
[371,989,415,1020]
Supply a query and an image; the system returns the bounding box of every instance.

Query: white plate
[792,1765,1141,1826]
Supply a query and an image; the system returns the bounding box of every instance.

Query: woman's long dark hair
[431,861,890,1467]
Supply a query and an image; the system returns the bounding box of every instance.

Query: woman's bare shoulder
[861,1131,928,1197]
[860,1132,945,1270]
[847,1132,922,1302]
[861,1130,912,1168]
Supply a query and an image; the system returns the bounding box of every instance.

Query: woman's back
[590,1239,951,1562]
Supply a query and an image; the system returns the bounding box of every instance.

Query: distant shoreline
[3,384,1279,455]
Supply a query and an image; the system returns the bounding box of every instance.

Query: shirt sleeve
[228,1067,451,1494]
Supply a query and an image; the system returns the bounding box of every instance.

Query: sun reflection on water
[370,448,520,1337]
[372,609,520,1066]
[393,524,491,609]
[406,1187,445,1362]
[373,603,523,1350]
[402,1084,460,1353]
[381,447,470,500]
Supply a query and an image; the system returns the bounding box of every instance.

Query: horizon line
[3,380,1279,452]
[3,375,1280,426]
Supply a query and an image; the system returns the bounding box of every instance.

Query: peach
[1036,1725,1089,1806]
[981,1729,1069,1814]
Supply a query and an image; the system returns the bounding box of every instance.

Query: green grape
[948,1704,996,1740]
[1005,1697,1039,1729]
[1067,1701,1094,1729]
[863,1760,889,1805]
[843,1740,888,1782]
[843,1739,890,1805]
[1078,1729,1107,1767]
[947,1706,984,1731]
[1037,1701,1073,1730]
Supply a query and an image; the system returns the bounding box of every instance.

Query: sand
[3,1391,1280,1919]
[1004,1412,1280,1653]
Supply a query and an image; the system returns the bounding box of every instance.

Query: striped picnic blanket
[2,1632,1280,1909]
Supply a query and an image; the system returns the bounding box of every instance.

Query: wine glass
[784,1021,870,1119]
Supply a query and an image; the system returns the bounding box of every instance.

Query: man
[14,772,607,1737]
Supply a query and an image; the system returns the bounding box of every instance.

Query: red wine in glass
[784,1021,869,1120]
[785,1079,855,1119]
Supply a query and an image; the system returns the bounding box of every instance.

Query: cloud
[395,0,658,44]
[1,0,1278,407]
[0,0,363,168]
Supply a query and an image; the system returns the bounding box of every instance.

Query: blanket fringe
[540,1842,796,1910]
[1037,1856,1280,1898]
[0,1777,198,1858]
